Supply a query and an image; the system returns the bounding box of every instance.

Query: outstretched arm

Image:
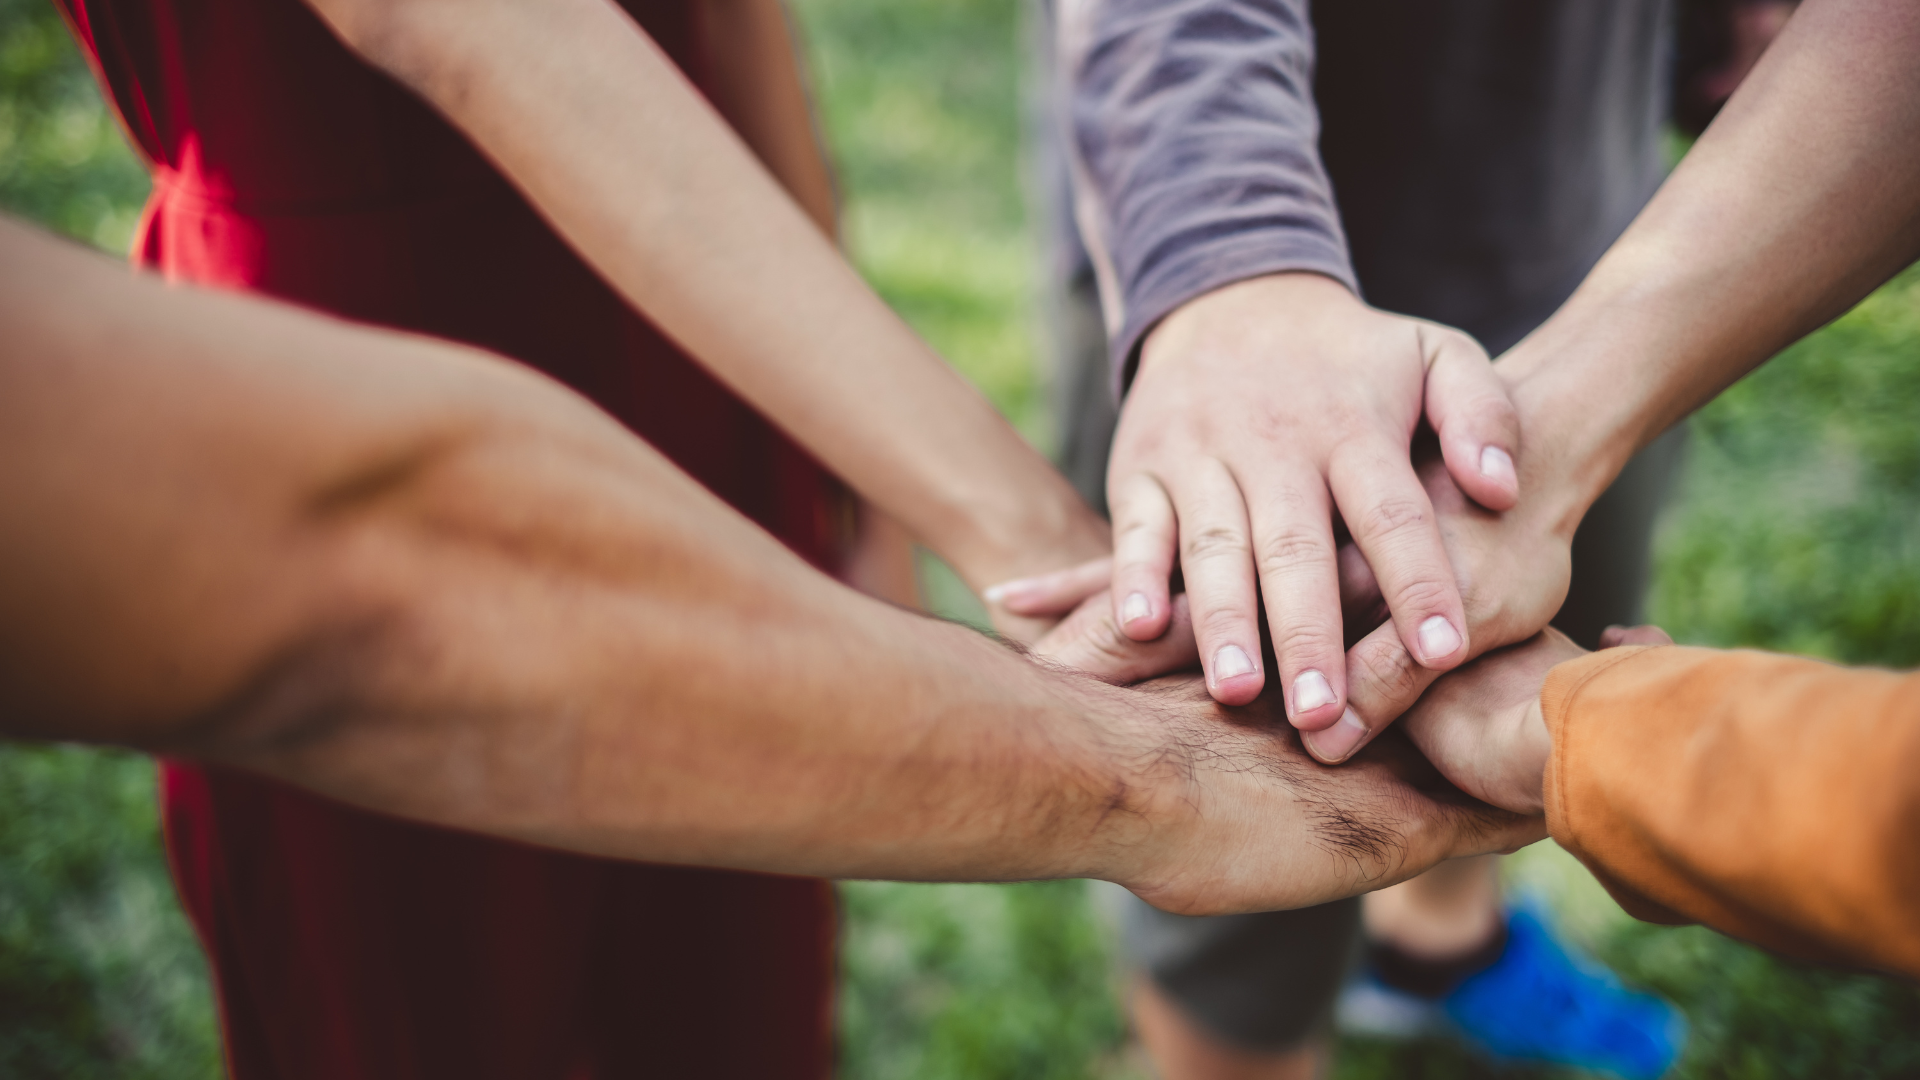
[295,0,1107,619]
[1318,0,1920,763]
[0,218,1537,912]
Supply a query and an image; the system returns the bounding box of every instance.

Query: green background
[2,0,1917,1075]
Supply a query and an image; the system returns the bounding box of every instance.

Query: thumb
[1599,623,1675,648]
[1031,591,1200,684]
[1423,327,1520,512]
[983,557,1113,619]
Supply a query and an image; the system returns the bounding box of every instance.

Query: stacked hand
[993,274,1562,738]
[1091,671,1545,915]
[1397,624,1675,816]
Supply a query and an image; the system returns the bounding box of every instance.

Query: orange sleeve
[1541,645,1920,978]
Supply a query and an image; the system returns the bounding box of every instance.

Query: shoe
[1439,904,1686,1079]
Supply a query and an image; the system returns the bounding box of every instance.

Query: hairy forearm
[306,0,1104,589]
[3,220,1541,904]
[1500,0,1920,519]
[0,218,1144,884]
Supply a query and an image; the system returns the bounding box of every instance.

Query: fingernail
[1479,445,1516,488]
[1212,644,1257,683]
[983,576,1039,605]
[1121,592,1152,627]
[1305,708,1369,762]
[1418,615,1462,662]
[1292,670,1336,714]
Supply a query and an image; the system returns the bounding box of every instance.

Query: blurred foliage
[795,0,1046,445]
[0,0,148,249]
[4,0,1920,1077]
[838,881,1130,1080]
[1,1,214,1078]
[1651,265,1920,665]
[0,745,220,1078]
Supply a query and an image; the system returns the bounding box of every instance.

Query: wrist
[1143,272,1361,376]
[939,482,1109,593]
[1496,233,1731,532]
[1496,312,1669,542]
[1507,696,1551,816]
[1049,680,1191,888]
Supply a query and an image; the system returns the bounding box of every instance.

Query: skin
[0,217,1541,914]
[298,0,1109,642]
[1032,4,1916,1069]
[1400,626,1673,816]
[1314,0,1920,766]
[1368,0,1920,836]
[692,2,925,608]
[1011,0,1920,759]
[1102,274,1519,716]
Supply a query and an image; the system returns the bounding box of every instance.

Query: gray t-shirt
[1063,0,1673,388]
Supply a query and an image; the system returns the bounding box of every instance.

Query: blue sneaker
[1439,905,1686,1079]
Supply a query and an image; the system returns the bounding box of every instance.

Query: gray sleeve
[1065,0,1358,390]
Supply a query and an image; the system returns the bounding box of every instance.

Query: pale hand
[1101,273,1520,723]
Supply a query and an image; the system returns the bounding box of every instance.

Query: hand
[1099,675,1546,916]
[1104,273,1520,722]
[1397,625,1673,814]
[989,557,1203,684]
[1303,441,1575,762]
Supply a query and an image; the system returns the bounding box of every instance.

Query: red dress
[56,2,842,1077]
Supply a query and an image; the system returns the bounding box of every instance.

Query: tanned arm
[0,218,1538,913]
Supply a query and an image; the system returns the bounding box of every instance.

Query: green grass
[4,0,1919,1076]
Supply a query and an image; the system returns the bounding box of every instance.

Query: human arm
[1057,0,1519,711]
[1298,0,1920,762]
[295,0,1107,618]
[690,7,923,608]
[0,217,1538,912]
[1398,628,1920,979]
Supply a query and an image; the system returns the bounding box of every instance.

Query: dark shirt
[1066,0,1673,387]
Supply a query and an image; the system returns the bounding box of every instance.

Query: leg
[1361,854,1502,964]
[1352,428,1690,1076]
[1116,892,1360,1080]
[1361,423,1691,961]
[1132,977,1327,1080]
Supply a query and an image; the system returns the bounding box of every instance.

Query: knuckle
[1273,625,1339,663]
[1357,496,1430,541]
[1255,526,1332,579]
[1389,577,1455,618]
[1195,605,1249,641]
[1114,516,1170,549]
[1182,525,1250,564]
[1349,637,1428,709]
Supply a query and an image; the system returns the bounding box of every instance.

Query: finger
[1422,326,1519,512]
[1303,618,1440,764]
[1244,469,1346,731]
[1169,459,1265,705]
[1599,623,1675,649]
[1336,541,1387,646]
[1108,473,1177,641]
[1329,443,1469,673]
[984,557,1113,618]
[1031,591,1200,684]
